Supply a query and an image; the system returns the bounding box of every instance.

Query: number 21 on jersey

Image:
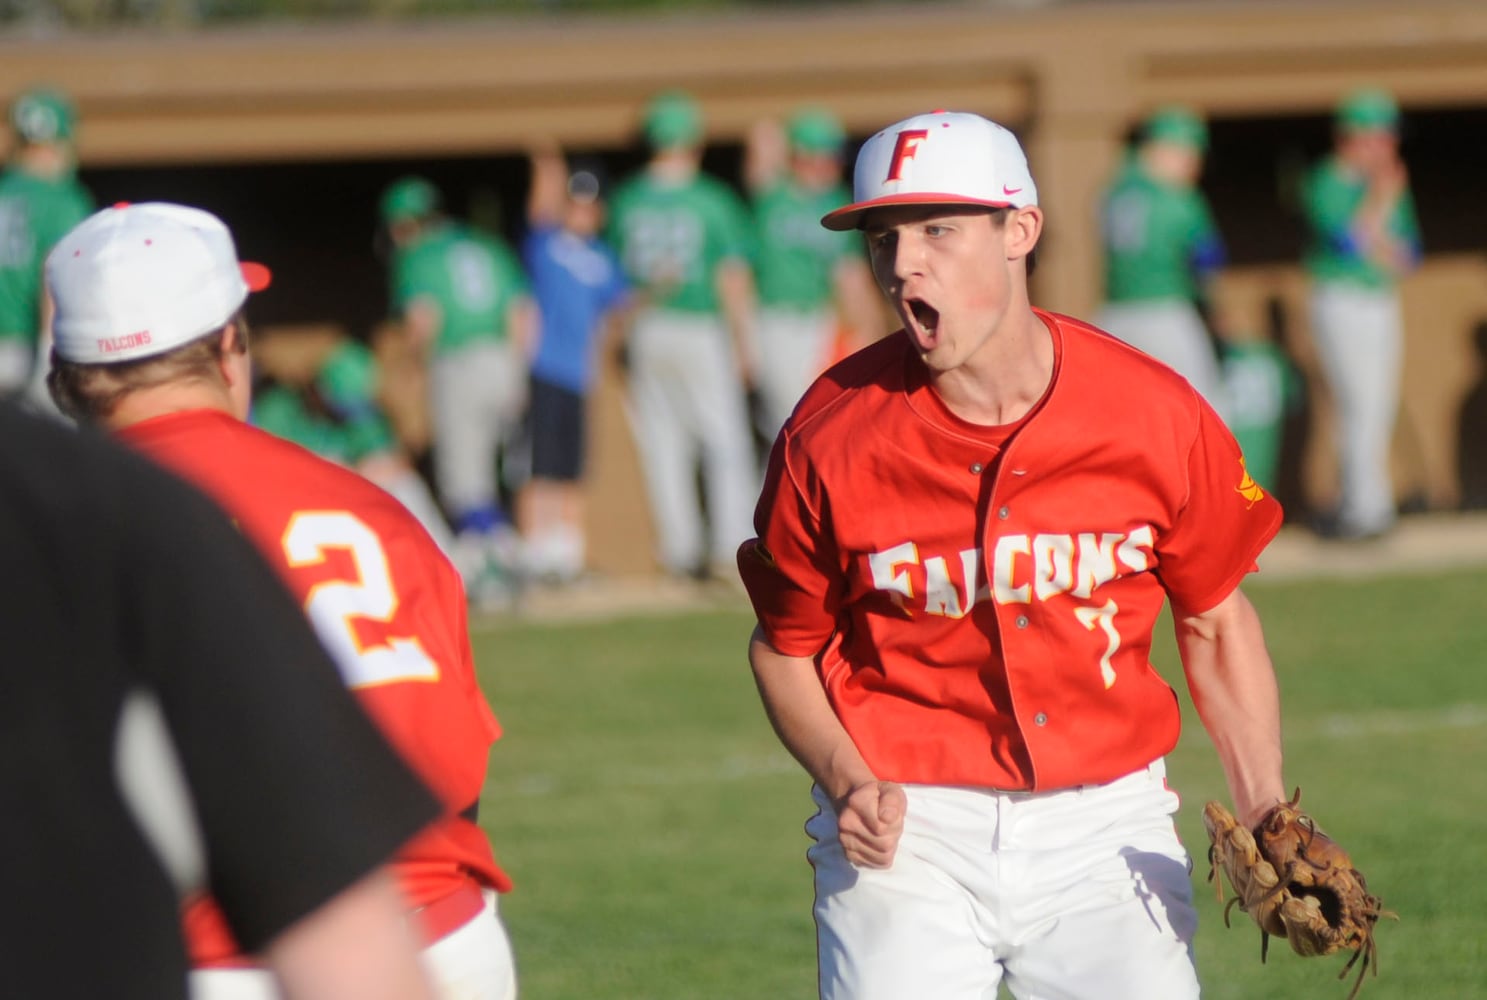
[282,510,440,689]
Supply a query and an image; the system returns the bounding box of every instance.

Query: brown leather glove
[1204,789,1394,999]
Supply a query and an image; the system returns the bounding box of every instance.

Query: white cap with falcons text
[821,110,1038,231]
[47,201,272,365]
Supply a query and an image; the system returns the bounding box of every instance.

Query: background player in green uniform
[383,175,536,603]
[744,107,883,441]
[1301,88,1421,540]
[1095,106,1227,410]
[0,87,93,408]
[606,90,758,581]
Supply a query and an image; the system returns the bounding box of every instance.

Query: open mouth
[907,298,940,337]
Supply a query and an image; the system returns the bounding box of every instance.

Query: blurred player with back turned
[736,109,1359,998]
[607,90,758,581]
[2,397,442,1000]
[0,86,93,407]
[1095,106,1227,409]
[382,175,538,603]
[46,201,517,1000]
[744,106,883,441]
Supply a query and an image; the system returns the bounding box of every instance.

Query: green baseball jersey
[0,166,93,340]
[606,170,753,314]
[1100,159,1223,304]
[252,341,396,465]
[392,222,529,355]
[1301,156,1421,289]
[251,384,355,465]
[316,340,396,462]
[752,179,862,311]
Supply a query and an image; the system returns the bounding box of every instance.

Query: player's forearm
[1174,587,1286,827]
[748,627,877,802]
[509,297,539,361]
[716,261,758,382]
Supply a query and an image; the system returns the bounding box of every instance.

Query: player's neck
[16,144,71,180]
[105,384,239,433]
[648,153,698,185]
[928,306,1053,427]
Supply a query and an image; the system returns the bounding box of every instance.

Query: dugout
[4,0,1486,575]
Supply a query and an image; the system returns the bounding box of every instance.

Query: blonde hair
[48,313,249,422]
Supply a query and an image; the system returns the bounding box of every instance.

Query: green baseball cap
[643,90,703,150]
[1336,88,1399,133]
[9,87,77,144]
[379,176,441,225]
[787,107,846,156]
[1143,106,1208,151]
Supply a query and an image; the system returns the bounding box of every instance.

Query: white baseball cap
[47,201,271,364]
[821,110,1038,231]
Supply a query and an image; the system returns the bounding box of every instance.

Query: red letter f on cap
[885,129,930,182]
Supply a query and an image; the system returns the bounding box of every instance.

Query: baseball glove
[1204,790,1393,1000]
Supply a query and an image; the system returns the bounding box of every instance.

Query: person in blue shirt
[521,144,631,584]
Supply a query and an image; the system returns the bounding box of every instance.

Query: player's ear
[216,323,253,420]
[1003,206,1042,262]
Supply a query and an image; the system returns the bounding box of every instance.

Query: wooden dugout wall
[4,0,1486,571]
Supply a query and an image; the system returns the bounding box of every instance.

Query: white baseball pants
[429,340,528,522]
[752,307,836,443]
[188,890,516,1000]
[807,760,1200,1000]
[1309,282,1403,535]
[625,308,757,576]
[0,339,30,396]
[1095,299,1225,415]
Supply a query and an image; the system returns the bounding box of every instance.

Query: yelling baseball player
[738,110,1294,999]
[45,202,516,1000]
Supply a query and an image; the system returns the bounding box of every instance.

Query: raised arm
[1174,586,1286,826]
[526,141,569,230]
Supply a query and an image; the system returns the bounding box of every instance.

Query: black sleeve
[102,435,442,952]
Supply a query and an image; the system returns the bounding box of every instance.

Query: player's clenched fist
[833,781,907,869]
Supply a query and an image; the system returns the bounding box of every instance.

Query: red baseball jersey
[119,409,510,965]
[739,309,1283,792]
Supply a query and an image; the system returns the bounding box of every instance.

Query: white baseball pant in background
[807,760,1199,1000]
[0,340,30,396]
[625,308,757,576]
[1309,282,1403,536]
[429,339,528,521]
[1095,299,1224,415]
[753,306,837,442]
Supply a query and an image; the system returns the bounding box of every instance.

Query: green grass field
[472,568,1487,1000]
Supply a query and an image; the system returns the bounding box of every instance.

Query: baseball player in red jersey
[43,202,516,1000]
[738,111,1292,999]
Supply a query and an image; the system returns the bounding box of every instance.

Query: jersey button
[1034,712,1048,726]
[997,505,1010,520]
[970,462,983,474]
[1015,614,1029,629]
